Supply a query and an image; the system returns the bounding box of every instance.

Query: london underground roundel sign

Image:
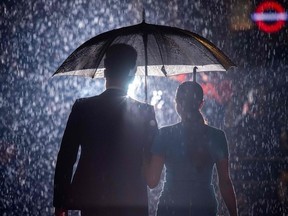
[251,1,287,33]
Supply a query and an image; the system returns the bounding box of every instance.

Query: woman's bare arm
[144,155,165,188]
[216,159,238,216]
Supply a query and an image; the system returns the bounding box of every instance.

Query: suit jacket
[53,89,158,215]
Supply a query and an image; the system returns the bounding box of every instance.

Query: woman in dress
[146,81,238,216]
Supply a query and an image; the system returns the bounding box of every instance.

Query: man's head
[104,44,137,80]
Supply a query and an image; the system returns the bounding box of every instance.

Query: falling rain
[0,0,287,215]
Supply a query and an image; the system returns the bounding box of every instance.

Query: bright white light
[150,90,163,108]
[78,21,85,28]
[127,76,142,98]
[251,12,287,21]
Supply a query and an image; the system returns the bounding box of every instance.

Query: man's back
[54,88,157,215]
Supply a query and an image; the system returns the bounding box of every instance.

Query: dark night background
[1,0,287,215]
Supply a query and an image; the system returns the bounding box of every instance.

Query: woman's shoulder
[203,124,226,137]
[204,125,228,148]
[204,125,229,159]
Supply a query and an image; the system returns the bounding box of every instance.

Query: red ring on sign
[255,1,285,33]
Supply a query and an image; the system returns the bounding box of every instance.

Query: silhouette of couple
[54,44,238,216]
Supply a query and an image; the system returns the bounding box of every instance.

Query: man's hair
[104,44,137,78]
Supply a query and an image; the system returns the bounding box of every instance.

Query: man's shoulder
[70,95,101,113]
[125,98,156,128]
[75,95,100,105]
[127,97,154,110]
[127,97,148,105]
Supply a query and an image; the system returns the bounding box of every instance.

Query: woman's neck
[181,111,205,125]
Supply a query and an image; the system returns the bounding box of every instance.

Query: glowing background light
[251,12,287,21]
[251,1,287,33]
[127,76,142,99]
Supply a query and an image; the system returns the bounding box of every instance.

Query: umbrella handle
[142,9,146,23]
[143,29,148,103]
[193,66,198,82]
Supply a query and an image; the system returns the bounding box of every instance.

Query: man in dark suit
[53,44,158,216]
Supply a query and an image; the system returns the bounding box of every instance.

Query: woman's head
[175,81,204,120]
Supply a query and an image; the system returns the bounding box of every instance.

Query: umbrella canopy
[53,21,235,78]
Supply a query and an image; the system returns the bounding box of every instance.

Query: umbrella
[54,17,235,102]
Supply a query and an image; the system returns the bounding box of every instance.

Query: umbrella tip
[193,66,198,82]
[142,9,146,23]
[161,65,168,77]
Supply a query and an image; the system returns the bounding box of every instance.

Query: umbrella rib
[172,29,219,68]
[150,25,167,76]
[92,36,117,78]
[181,29,236,70]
